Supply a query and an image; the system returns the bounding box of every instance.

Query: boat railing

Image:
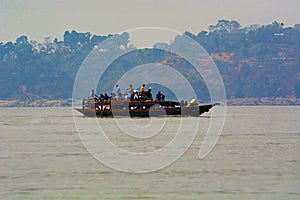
[82,96,187,111]
[82,98,94,109]
[82,98,113,111]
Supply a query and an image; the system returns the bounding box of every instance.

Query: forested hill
[1,20,300,101]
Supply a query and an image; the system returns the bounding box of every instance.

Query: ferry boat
[74,98,219,117]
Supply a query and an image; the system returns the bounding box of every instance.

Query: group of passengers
[89,90,111,102]
[127,84,165,102]
[89,83,165,102]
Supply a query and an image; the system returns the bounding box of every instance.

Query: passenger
[180,100,188,106]
[146,88,153,100]
[133,91,139,100]
[156,91,165,102]
[130,90,139,101]
[99,93,105,101]
[130,93,134,101]
[89,89,95,100]
[115,85,122,99]
[140,84,145,94]
[126,84,134,95]
[161,93,165,102]
[104,93,109,101]
[90,89,100,101]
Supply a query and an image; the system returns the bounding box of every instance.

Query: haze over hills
[0,20,300,105]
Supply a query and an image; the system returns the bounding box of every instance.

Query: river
[0,106,299,199]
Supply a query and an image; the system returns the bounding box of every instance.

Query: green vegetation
[0,20,299,100]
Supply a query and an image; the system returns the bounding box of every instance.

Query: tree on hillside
[208,19,241,33]
[0,21,300,100]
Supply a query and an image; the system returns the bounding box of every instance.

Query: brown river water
[0,106,299,199]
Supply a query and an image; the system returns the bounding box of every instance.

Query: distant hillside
[1,20,300,101]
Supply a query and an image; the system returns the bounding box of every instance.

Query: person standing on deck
[126,84,134,95]
[89,89,96,100]
[140,84,145,94]
[116,85,122,99]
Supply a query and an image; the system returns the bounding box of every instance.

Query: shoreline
[226,97,300,106]
[0,98,79,107]
[0,97,300,107]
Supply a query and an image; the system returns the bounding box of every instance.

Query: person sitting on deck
[145,88,153,100]
[130,90,139,101]
[98,93,105,101]
[156,91,165,102]
[180,99,188,106]
[104,93,110,101]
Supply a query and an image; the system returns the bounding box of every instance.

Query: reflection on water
[0,107,299,199]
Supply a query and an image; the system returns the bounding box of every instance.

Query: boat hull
[74,103,217,117]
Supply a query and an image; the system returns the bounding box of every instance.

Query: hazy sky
[1,0,300,43]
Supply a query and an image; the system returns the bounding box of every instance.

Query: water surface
[0,106,299,199]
